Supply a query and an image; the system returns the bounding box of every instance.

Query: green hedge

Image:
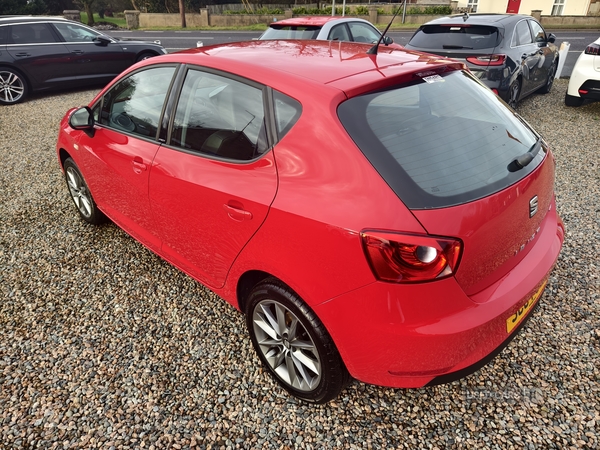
[224,5,452,16]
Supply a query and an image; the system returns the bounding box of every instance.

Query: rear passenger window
[513,20,533,46]
[170,69,267,161]
[273,90,301,140]
[10,23,57,44]
[98,66,176,139]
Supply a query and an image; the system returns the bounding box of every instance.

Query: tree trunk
[179,0,186,28]
[85,2,95,25]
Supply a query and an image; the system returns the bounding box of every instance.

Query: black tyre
[136,52,157,62]
[246,278,350,404]
[507,78,521,109]
[565,92,584,107]
[63,158,106,225]
[0,67,28,105]
[538,60,556,94]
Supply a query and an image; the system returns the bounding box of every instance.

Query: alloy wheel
[0,70,25,104]
[252,299,322,391]
[66,166,93,219]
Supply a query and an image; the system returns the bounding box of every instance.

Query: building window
[551,0,565,15]
[468,0,478,12]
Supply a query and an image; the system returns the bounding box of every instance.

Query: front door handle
[15,52,31,57]
[71,50,84,55]
[223,203,253,221]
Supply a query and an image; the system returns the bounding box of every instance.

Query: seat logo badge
[529,196,538,218]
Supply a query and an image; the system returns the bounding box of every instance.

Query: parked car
[565,36,600,107]
[57,39,564,403]
[405,13,558,108]
[0,16,167,105]
[259,16,402,48]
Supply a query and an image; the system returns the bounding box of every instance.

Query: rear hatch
[338,68,554,295]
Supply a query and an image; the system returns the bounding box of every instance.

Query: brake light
[584,43,600,55]
[361,231,462,283]
[466,54,506,66]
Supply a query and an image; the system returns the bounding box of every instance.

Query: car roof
[0,15,72,25]
[420,13,533,27]
[161,40,462,97]
[269,16,356,27]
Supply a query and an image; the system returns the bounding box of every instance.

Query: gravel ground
[0,80,599,449]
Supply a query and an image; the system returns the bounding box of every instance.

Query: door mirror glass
[69,106,94,130]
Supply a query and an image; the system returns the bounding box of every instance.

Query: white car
[565,37,600,107]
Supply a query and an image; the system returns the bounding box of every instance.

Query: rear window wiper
[442,45,473,49]
[508,137,542,172]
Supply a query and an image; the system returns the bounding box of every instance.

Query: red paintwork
[56,40,564,388]
[272,16,346,27]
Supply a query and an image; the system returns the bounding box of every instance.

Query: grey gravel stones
[1,81,599,449]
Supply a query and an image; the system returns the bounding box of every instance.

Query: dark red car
[56,39,564,403]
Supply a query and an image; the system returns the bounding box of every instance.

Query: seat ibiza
[56,39,564,403]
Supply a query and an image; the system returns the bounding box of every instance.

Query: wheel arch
[236,270,279,314]
[0,64,32,89]
[58,148,72,169]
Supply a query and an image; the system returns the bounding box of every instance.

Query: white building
[458,0,598,15]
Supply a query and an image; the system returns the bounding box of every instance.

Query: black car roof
[420,13,533,28]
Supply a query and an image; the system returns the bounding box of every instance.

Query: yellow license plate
[506,280,547,333]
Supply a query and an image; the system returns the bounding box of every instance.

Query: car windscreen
[337,70,544,209]
[261,25,321,40]
[408,25,501,50]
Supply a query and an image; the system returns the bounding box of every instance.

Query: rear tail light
[361,231,462,283]
[466,54,506,66]
[584,43,600,55]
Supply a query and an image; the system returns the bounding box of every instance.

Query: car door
[149,68,278,289]
[512,19,539,95]
[51,21,131,82]
[5,22,71,88]
[78,65,178,251]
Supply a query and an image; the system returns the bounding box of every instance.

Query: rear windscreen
[338,70,544,209]
[408,25,501,50]
[260,25,321,40]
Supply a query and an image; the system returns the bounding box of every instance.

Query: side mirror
[547,33,556,44]
[69,107,95,135]
[383,36,394,46]
[93,35,111,46]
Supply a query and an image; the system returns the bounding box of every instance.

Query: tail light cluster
[585,43,600,55]
[466,54,506,66]
[361,231,462,283]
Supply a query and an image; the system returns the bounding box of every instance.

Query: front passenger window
[98,66,176,139]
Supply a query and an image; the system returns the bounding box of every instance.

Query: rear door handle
[15,52,31,57]
[223,203,253,221]
[71,50,84,55]
[132,156,147,174]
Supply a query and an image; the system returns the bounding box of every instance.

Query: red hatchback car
[56,40,564,403]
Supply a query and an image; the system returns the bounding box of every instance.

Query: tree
[74,0,96,25]
[178,0,186,28]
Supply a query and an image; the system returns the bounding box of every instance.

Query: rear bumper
[315,202,564,388]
